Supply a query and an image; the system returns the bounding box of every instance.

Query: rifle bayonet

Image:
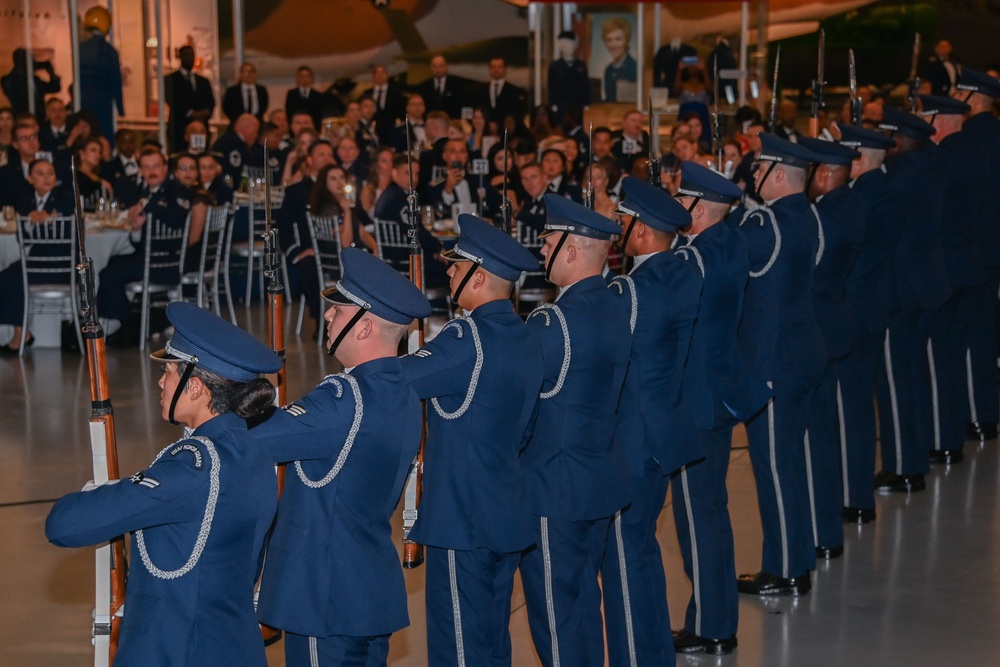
[713,58,723,172]
[770,44,781,134]
[647,99,659,187]
[849,48,862,127]
[908,32,921,113]
[809,29,826,138]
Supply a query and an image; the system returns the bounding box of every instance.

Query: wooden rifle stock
[402,121,426,568]
[71,161,127,667]
[260,147,286,646]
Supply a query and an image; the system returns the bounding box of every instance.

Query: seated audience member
[74,136,113,211]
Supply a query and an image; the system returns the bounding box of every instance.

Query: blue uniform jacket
[116,177,192,250]
[610,249,704,476]
[45,413,276,667]
[254,358,422,637]
[522,275,632,521]
[732,194,826,388]
[961,112,1000,274]
[811,185,865,360]
[680,221,771,428]
[277,177,314,261]
[211,131,253,188]
[399,298,544,553]
[888,142,952,312]
[939,128,989,288]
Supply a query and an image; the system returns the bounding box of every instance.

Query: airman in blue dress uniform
[729,134,826,596]
[796,136,863,558]
[398,214,544,667]
[954,69,1000,442]
[251,248,431,666]
[46,302,282,666]
[603,176,702,666]
[918,94,983,466]
[671,162,770,655]
[835,125,903,523]
[519,194,631,667]
[872,107,951,493]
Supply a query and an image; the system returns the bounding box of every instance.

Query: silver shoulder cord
[811,203,825,266]
[295,373,364,489]
[739,205,781,278]
[528,304,571,399]
[610,276,638,334]
[675,245,706,278]
[432,316,484,419]
[135,436,220,580]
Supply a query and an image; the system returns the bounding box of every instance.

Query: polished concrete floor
[2,305,999,666]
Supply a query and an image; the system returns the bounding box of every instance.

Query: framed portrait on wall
[588,11,638,104]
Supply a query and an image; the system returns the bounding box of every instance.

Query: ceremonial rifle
[908,32,922,113]
[260,145,286,646]
[583,122,594,209]
[402,118,426,569]
[71,160,127,667]
[770,45,781,134]
[849,48,862,127]
[713,59,724,172]
[498,129,512,233]
[809,30,826,139]
[647,99,659,186]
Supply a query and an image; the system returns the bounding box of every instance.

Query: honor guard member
[398,215,543,667]
[519,195,631,667]
[46,303,281,666]
[955,69,1000,442]
[603,176,702,666]
[795,137,864,557]
[835,124,904,523]
[918,94,984,465]
[252,248,431,666]
[872,107,951,493]
[671,162,771,654]
[730,134,826,595]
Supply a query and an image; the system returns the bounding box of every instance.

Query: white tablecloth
[0,227,133,347]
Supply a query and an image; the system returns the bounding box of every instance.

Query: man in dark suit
[923,39,959,97]
[367,65,406,146]
[653,39,697,92]
[38,98,69,155]
[100,129,139,185]
[390,94,427,154]
[611,109,650,172]
[548,32,590,124]
[284,65,324,131]
[222,62,268,125]
[479,57,527,125]
[417,55,464,120]
[425,139,500,219]
[1,122,50,207]
[516,163,549,234]
[165,46,215,152]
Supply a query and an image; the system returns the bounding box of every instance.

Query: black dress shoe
[874,470,926,493]
[672,629,737,655]
[842,506,876,524]
[736,571,810,596]
[0,334,34,356]
[968,421,998,441]
[928,448,964,465]
[816,545,844,560]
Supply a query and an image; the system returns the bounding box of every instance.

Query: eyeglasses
[15,134,37,142]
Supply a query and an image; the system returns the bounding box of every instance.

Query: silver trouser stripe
[804,430,818,545]
[613,511,638,667]
[540,517,560,666]
[837,380,850,502]
[448,549,466,667]
[884,330,903,469]
[966,348,979,425]
[765,389,790,578]
[309,636,319,667]
[927,339,942,450]
[679,469,702,636]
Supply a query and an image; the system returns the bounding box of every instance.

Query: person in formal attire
[390,94,427,154]
[671,162,770,655]
[773,100,802,144]
[45,302,280,666]
[165,46,215,152]
[78,6,124,140]
[601,17,637,103]
[604,177,701,666]
[518,195,630,667]
[97,148,193,346]
[1,48,60,121]
[0,122,44,207]
[417,55,464,120]
[100,128,139,185]
[74,135,113,211]
[368,65,406,147]
[0,157,75,354]
[222,62,268,125]
[253,248,430,665]
[584,162,617,220]
[516,162,549,234]
[653,37,697,93]
[480,57,527,125]
[398,214,542,667]
[211,114,260,186]
[954,69,1000,442]
[540,148,583,203]
[547,31,590,125]
[277,139,336,333]
[38,98,69,155]
[425,138,500,218]
[284,65,324,132]
[923,39,958,96]
[335,136,368,191]
[310,163,376,254]
[611,109,650,173]
[708,35,739,103]
[197,151,233,207]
